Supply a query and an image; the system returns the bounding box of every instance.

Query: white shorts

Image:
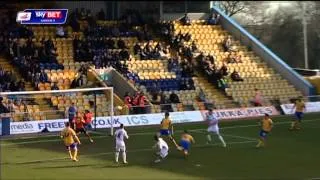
[115,142,126,152]
[207,125,220,134]
[158,147,168,158]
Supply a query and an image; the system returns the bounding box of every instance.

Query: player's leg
[290,112,301,130]
[66,146,73,160]
[84,129,94,143]
[295,112,303,130]
[155,147,168,163]
[169,135,179,149]
[71,143,79,161]
[121,145,128,164]
[256,131,266,148]
[206,127,213,144]
[115,145,120,163]
[183,150,189,159]
[215,130,226,147]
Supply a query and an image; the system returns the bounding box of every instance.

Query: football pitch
[1,113,320,180]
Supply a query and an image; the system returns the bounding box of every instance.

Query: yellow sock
[73,150,78,160]
[256,139,264,147]
[68,150,72,159]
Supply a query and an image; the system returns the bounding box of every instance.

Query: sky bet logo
[35,11,62,18]
[16,9,68,25]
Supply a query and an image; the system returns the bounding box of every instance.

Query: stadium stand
[172,20,303,107]
[0,4,308,122]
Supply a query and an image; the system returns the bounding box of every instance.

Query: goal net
[0,87,115,135]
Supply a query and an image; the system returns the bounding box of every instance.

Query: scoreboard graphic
[16,9,68,24]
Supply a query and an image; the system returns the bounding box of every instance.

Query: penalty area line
[1,140,256,165]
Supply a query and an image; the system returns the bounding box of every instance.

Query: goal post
[0,87,115,135]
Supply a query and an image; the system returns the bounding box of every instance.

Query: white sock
[218,135,226,147]
[115,152,119,162]
[207,134,212,142]
[122,151,127,162]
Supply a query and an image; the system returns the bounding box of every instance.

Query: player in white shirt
[153,134,169,163]
[206,109,227,147]
[114,124,129,164]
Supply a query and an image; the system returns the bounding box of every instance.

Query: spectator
[231,70,244,82]
[132,91,140,114]
[39,69,48,83]
[51,82,59,90]
[97,8,105,20]
[0,97,9,114]
[251,88,263,106]
[169,91,180,104]
[138,92,147,114]
[198,88,207,102]
[223,36,233,52]
[56,25,66,38]
[220,64,228,76]
[117,38,127,49]
[180,13,191,26]
[133,42,141,55]
[218,77,229,91]
[67,103,77,124]
[124,92,133,113]
[83,109,93,130]
[160,92,172,112]
[6,99,15,112]
[207,13,220,25]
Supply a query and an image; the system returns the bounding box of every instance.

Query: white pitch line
[1,140,256,165]
[1,118,319,146]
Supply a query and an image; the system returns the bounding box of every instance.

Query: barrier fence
[1,95,320,135]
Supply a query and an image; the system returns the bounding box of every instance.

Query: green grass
[1,113,320,180]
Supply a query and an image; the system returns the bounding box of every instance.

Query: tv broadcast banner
[281,102,320,115]
[9,107,279,135]
[16,9,68,24]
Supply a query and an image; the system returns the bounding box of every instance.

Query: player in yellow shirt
[159,112,178,146]
[176,130,195,158]
[289,96,306,130]
[60,122,81,162]
[256,114,273,148]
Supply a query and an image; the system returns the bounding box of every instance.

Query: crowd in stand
[124,91,148,114]
[166,13,245,95]
[133,41,170,60]
[0,67,25,92]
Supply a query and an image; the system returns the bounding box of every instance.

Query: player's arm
[291,103,296,112]
[169,121,174,135]
[60,131,64,139]
[124,131,129,139]
[191,136,195,144]
[152,142,158,149]
[72,130,81,144]
[81,118,85,124]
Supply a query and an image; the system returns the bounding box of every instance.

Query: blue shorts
[66,143,77,150]
[259,130,269,138]
[295,112,303,121]
[179,140,190,151]
[84,123,92,130]
[160,129,171,136]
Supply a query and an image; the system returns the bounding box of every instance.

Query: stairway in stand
[0,56,63,120]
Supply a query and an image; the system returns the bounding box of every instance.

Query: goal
[0,87,115,135]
